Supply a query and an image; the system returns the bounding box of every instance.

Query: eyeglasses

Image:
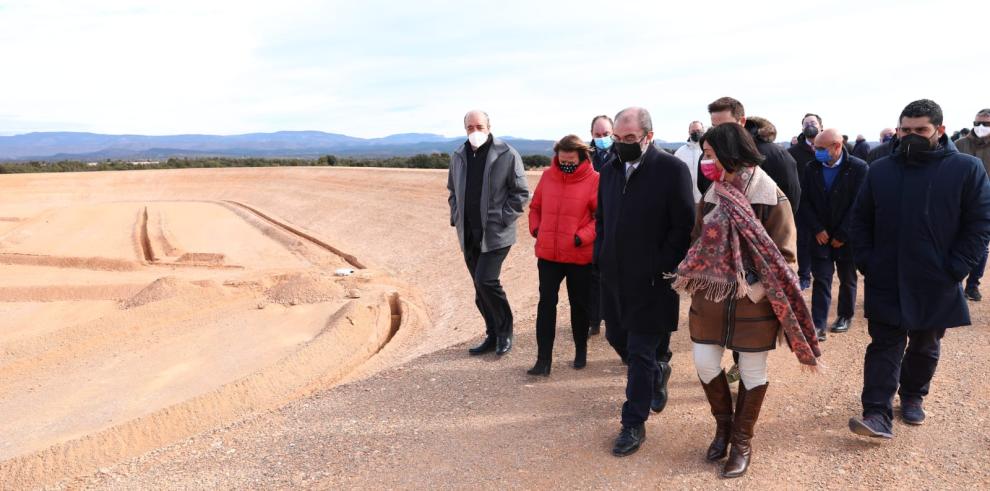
[973,121,990,127]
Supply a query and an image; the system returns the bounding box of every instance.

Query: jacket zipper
[723,298,737,347]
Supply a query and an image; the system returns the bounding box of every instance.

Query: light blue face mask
[594,137,613,150]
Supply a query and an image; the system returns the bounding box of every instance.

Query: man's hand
[831,238,844,248]
[816,230,830,245]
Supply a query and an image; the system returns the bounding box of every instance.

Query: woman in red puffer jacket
[526,134,600,376]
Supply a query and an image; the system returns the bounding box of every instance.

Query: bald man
[799,128,868,341]
[595,106,695,456]
[448,110,530,357]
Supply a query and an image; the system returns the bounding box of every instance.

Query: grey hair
[463,110,490,128]
[977,108,990,118]
[615,107,653,134]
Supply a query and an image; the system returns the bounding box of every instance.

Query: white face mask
[468,131,489,148]
[974,125,990,138]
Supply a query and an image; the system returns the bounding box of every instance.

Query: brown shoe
[700,370,733,461]
[721,381,768,479]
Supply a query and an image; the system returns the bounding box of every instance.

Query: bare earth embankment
[0,167,986,490]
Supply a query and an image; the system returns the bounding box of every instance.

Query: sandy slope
[0,167,986,490]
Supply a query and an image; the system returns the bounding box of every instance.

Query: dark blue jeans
[861,320,945,423]
[811,246,857,330]
[965,245,989,290]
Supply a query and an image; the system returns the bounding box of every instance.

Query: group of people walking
[446,99,990,479]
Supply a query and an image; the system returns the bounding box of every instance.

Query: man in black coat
[697,97,801,215]
[866,128,896,164]
[852,135,871,160]
[799,129,868,342]
[595,107,695,456]
[788,113,825,291]
[849,100,990,439]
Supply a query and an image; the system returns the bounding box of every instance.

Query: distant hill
[0,131,557,161]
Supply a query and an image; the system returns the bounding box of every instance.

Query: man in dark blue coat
[595,107,695,456]
[587,114,615,337]
[800,128,869,341]
[848,100,990,439]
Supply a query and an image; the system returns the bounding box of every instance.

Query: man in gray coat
[447,110,530,356]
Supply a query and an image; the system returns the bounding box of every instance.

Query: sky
[0,0,987,142]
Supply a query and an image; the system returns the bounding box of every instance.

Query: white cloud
[0,0,987,140]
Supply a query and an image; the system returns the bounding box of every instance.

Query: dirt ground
[0,167,987,490]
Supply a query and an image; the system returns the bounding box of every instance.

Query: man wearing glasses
[595,107,695,456]
[955,109,990,301]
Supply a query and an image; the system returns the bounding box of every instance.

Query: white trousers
[693,342,769,388]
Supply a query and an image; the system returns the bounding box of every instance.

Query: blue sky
[0,0,987,142]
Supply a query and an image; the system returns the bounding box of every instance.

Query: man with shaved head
[595,106,695,456]
[447,110,530,357]
[866,128,896,164]
[799,128,868,341]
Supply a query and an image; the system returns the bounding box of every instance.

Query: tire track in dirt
[221,200,366,269]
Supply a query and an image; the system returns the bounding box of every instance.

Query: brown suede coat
[688,175,797,352]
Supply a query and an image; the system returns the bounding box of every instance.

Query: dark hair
[554,134,591,162]
[899,99,943,126]
[699,123,765,173]
[590,115,613,132]
[708,97,745,120]
[803,113,822,127]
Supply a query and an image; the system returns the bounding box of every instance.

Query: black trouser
[966,244,989,291]
[619,330,664,427]
[797,221,812,283]
[861,320,945,422]
[463,231,513,337]
[605,321,672,364]
[589,265,602,332]
[810,246,858,330]
[535,259,591,360]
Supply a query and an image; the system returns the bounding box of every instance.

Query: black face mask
[803,126,819,139]
[689,131,703,142]
[558,162,578,174]
[614,139,645,163]
[897,133,935,161]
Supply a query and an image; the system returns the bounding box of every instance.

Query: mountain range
[0,131,683,162]
[0,131,559,161]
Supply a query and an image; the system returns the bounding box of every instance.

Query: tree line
[0,153,555,174]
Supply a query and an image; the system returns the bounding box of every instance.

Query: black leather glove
[574,235,582,247]
[532,228,539,238]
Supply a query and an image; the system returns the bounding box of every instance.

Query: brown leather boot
[721,381,768,478]
[700,370,733,461]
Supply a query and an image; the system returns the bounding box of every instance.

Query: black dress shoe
[468,335,496,355]
[495,335,512,356]
[612,424,645,456]
[965,287,982,302]
[573,345,587,369]
[830,317,851,333]
[651,361,672,413]
[589,323,601,336]
[527,358,551,376]
[815,327,827,342]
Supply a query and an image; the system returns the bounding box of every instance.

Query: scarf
[669,168,821,367]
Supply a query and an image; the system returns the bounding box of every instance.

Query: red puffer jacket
[528,158,599,265]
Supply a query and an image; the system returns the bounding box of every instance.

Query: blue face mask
[594,137,613,150]
[814,148,832,163]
